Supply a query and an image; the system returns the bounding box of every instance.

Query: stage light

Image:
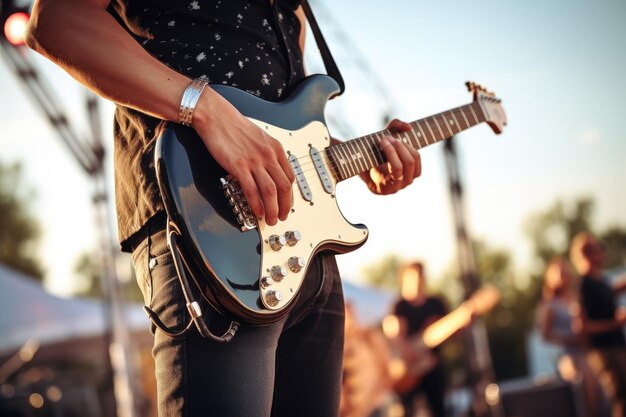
[3,11,29,45]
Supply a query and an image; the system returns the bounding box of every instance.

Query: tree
[524,197,595,268]
[73,251,143,303]
[361,253,405,289]
[525,196,626,272]
[0,160,44,280]
[600,226,626,269]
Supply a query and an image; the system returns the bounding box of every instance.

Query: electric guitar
[386,285,501,394]
[155,75,507,324]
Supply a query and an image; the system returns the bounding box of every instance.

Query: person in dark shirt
[392,262,448,417]
[24,1,423,416]
[570,232,626,417]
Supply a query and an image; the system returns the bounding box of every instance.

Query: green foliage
[72,252,143,303]
[600,226,626,269]
[361,253,405,289]
[0,161,44,280]
[524,197,595,267]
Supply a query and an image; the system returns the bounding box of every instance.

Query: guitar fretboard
[326,101,485,181]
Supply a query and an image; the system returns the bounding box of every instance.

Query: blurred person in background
[392,262,448,417]
[538,256,606,417]
[571,232,626,417]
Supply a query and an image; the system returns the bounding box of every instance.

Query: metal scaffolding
[0,34,140,417]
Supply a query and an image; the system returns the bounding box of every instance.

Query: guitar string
[264,105,482,187]
[285,104,478,168]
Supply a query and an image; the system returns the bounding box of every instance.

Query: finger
[359,171,380,194]
[271,137,295,184]
[390,138,416,185]
[266,163,294,222]
[409,146,422,179]
[387,118,412,133]
[380,137,403,181]
[252,169,279,226]
[237,172,264,221]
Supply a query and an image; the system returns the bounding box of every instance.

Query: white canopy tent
[0,263,147,354]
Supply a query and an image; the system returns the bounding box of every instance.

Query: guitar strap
[300,0,345,96]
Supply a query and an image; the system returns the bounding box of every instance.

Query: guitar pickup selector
[260,276,274,289]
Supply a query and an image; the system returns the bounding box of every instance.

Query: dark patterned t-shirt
[108,0,305,251]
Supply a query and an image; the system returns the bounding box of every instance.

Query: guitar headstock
[467,81,507,134]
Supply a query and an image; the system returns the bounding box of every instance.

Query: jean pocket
[131,241,153,308]
[309,253,337,311]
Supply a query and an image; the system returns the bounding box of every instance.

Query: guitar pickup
[289,153,312,202]
[221,176,258,231]
[310,147,333,194]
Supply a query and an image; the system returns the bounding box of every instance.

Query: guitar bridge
[221,176,258,231]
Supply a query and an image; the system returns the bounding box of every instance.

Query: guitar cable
[142,221,240,343]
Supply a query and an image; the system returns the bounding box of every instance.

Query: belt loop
[147,220,156,271]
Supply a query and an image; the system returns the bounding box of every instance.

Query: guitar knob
[270,265,288,281]
[265,290,283,307]
[260,276,274,289]
[285,230,302,246]
[288,256,306,273]
[268,234,287,251]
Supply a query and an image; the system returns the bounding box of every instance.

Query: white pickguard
[249,119,368,311]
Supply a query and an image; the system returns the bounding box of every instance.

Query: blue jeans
[131,228,345,417]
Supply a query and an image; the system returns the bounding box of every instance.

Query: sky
[0,0,625,296]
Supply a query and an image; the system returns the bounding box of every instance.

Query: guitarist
[25,1,423,417]
[393,262,448,417]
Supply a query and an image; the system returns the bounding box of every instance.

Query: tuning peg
[466,81,475,92]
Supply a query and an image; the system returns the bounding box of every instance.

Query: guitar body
[155,75,368,323]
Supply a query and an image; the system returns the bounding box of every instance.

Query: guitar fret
[348,140,367,173]
[472,101,486,122]
[352,139,370,172]
[413,122,428,148]
[407,129,420,149]
[358,138,377,170]
[440,113,455,137]
[467,104,479,125]
[421,120,437,144]
[336,144,355,179]
[431,116,445,140]
[327,148,345,181]
[342,143,359,177]
[368,135,384,164]
[322,152,341,183]
[324,150,342,182]
[344,141,359,173]
[449,110,462,132]
[457,107,471,128]
[398,132,412,148]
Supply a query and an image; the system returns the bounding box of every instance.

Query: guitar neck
[326,101,486,182]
